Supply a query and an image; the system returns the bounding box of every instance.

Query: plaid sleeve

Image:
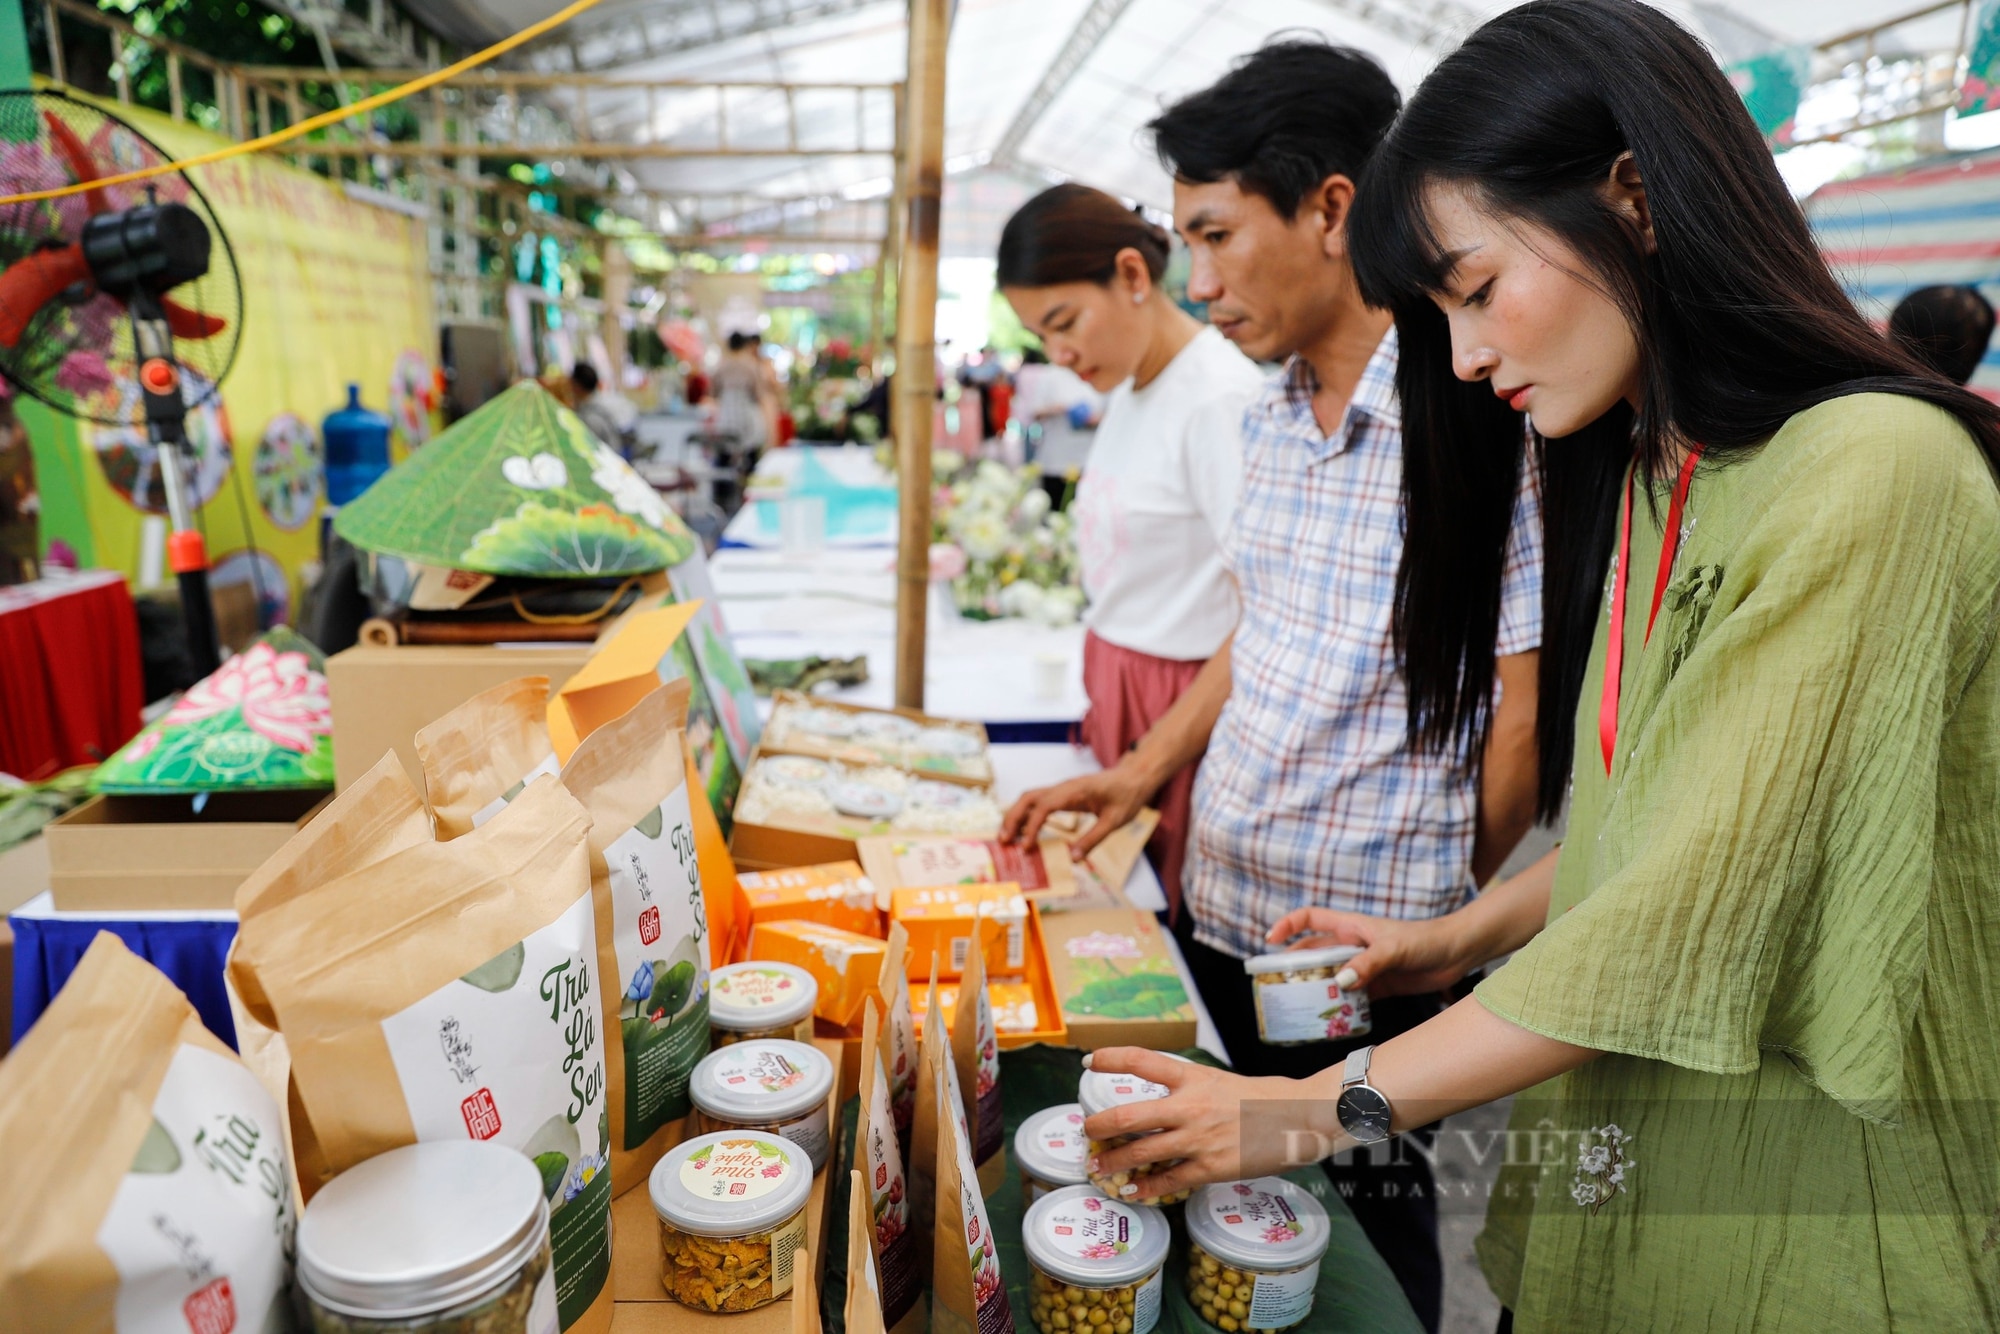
[1495,448,1545,657]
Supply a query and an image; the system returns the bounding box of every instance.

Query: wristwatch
[1335,1046,1394,1145]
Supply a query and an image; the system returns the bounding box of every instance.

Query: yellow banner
[17,94,438,625]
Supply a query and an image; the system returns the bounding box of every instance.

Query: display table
[0,569,145,782]
[9,744,1219,1059]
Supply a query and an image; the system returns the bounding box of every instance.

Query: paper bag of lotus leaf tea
[880,921,919,1148]
[932,1057,1012,1334]
[560,681,713,1196]
[846,1168,889,1334]
[0,933,294,1332]
[416,674,559,839]
[908,959,950,1278]
[227,748,433,1200]
[857,997,923,1333]
[951,919,1008,1195]
[238,776,613,1334]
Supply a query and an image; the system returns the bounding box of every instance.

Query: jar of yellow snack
[1014,1102,1090,1208]
[649,1132,813,1313]
[1182,1178,1332,1333]
[1022,1185,1169,1334]
[709,961,818,1046]
[1242,946,1372,1047]
[688,1038,835,1172]
[1078,1054,1192,1205]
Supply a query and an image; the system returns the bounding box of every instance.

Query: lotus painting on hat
[333,380,696,578]
[93,627,334,793]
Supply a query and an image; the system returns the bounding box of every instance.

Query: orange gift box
[745,918,887,1027]
[890,882,1029,981]
[734,860,883,938]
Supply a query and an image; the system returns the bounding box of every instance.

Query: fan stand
[129,289,221,680]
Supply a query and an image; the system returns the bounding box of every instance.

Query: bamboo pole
[893,0,946,710]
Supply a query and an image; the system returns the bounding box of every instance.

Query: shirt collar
[1260,325,1401,461]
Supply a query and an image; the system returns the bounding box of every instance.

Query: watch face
[1337,1086,1393,1144]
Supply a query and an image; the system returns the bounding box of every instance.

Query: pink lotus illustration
[167,643,331,754]
[1263,1222,1301,1244]
[1079,1242,1119,1261]
[761,1163,784,1177]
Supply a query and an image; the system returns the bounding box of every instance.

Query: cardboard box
[44,791,332,911]
[761,689,992,785]
[746,920,888,1027]
[890,883,1028,981]
[857,835,1076,905]
[728,754,1001,872]
[610,1036,839,1333]
[1039,907,1198,1051]
[326,643,591,790]
[0,834,49,1056]
[736,862,882,938]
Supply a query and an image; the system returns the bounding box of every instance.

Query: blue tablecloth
[10,897,239,1048]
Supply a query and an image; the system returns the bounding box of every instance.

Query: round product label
[830,780,902,818]
[915,727,981,756]
[678,1138,796,1202]
[1036,1194,1149,1263]
[1037,1111,1087,1168]
[715,968,796,1010]
[763,755,831,787]
[907,780,974,809]
[713,1048,812,1097]
[1207,1187,1310,1252]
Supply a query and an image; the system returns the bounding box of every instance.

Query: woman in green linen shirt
[1081,2,2000,1328]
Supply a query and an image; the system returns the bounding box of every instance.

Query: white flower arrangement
[924,456,1082,623]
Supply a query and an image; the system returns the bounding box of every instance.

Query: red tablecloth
[0,570,144,781]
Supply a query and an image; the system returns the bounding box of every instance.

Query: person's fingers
[1123,1157,1208,1204]
[1066,803,1127,858]
[1334,943,1395,990]
[1012,790,1063,845]
[1000,791,1038,842]
[1080,1046,1192,1090]
[1265,907,1349,945]
[1088,1123,1195,1178]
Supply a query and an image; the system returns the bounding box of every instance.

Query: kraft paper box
[1039,907,1198,1051]
[326,643,590,790]
[609,1035,839,1334]
[45,790,332,911]
[761,689,992,787]
[736,861,882,938]
[727,754,1002,872]
[856,835,1076,905]
[889,883,1029,981]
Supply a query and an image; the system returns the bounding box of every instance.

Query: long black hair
[1349,0,2000,822]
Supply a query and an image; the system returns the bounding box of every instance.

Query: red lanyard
[1598,446,1702,775]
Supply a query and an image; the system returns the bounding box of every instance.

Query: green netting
[92,627,333,793]
[823,1044,1423,1334]
[333,381,696,577]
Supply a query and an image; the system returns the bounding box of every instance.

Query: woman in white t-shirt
[995,183,1265,916]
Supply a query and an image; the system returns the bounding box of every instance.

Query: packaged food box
[911,978,1041,1039]
[1039,907,1198,1051]
[729,754,1002,870]
[735,860,883,938]
[890,882,1029,980]
[746,918,888,1028]
[761,690,992,785]
[857,835,1076,905]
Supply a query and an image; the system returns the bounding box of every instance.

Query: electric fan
[0,88,243,678]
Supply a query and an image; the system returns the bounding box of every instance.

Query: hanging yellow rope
[0,0,609,207]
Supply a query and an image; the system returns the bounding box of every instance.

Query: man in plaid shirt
[1004,42,1543,1332]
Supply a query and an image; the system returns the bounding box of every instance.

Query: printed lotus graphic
[524,1114,581,1202]
[129,1118,181,1174]
[461,942,526,992]
[93,628,335,793]
[620,933,708,1141]
[761,1162,784,1177]
[1062,965,1190,1021]
[1078,1242,1121,1261]
[463,501,690,577]
[1262,1221,1301,1244]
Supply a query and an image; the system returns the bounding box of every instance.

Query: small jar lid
[710,961,817,1031]
[689,1039,834,1124]
[1184,1177,1332,1272]
[650,1131,814,1238]
[297,1141,547,1320]
[1078,1053,1190,1118]
[1243,945,1362,977]
[830,779,903,819]
[761,755,832,787]
[1012,1103,1089,1187]
[795,707,859,738]
[906,780,976,809]
[851,713,920,741]
[915,726,981,756]
[1022,1185,1170,1287]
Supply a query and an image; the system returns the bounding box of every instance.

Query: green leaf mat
[821,1044,1423,1334]
[334,380,697,578]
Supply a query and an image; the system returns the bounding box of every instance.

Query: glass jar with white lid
[1241,945,1372,1047]
[649,1131,814,1313]
[708,960,818,1046]
[1078,1053,1193,1205]
[296,1140,557,1334]
[1014,1102,1090,1207]
[1183,1177,1333,1333]
[1022,1184,1170,1334]
[687,1037,835,1172]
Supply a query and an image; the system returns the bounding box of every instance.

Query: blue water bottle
[322,384,391,506]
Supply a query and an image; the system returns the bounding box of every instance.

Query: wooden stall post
[893,0,946,710]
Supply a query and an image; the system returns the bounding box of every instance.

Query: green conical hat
[334,381,696,577]
[93,628,334,794]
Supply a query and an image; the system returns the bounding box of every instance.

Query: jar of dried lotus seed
[1078,1055,1193,1205]
[1182,1178,1332,1333]
[688,1038,835,1172]
[1242,946,1372,1047]
[709,961,818,1046]
[649,1131,813,1314]
[297,1141,558,1334]
[1014,1102,1090,1207]
[1022,1186,1170,1334]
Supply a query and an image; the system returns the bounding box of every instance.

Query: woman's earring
[1133,292,1143,305]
